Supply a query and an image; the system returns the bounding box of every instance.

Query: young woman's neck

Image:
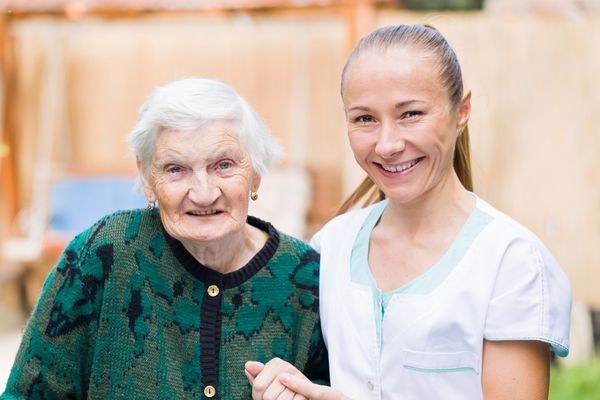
[381,170,474,238]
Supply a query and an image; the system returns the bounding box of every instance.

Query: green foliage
[402,0,483,10]
[549,354,600,400]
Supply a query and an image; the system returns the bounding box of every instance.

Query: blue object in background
[49,176,147,236]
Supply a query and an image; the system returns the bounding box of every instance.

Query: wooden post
[344,0,377,53]
[0,11,17,240]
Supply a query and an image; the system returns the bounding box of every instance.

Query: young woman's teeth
[382,159,419,172]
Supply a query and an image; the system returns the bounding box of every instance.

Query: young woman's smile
[343,47,470,205]
[377,156,425,176]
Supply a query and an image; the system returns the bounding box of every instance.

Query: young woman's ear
[457,90,472,133]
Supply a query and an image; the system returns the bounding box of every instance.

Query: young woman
[247,24,571,400]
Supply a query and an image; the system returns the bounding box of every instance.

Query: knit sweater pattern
[1,209,328,399]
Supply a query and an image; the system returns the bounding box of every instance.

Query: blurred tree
[403,0,483,10]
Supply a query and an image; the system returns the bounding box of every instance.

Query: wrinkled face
[139,120,260,246]
[343,46,470,204]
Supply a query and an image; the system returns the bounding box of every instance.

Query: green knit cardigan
[1,209,328,399]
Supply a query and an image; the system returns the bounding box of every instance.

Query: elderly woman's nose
[375,123,406,159]
[187,172,221,205]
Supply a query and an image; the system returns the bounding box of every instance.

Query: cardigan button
[207,285,220,297]
[204,385,216,397]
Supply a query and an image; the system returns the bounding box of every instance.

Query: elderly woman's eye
[166,165,183,174]
[217,160,233,170]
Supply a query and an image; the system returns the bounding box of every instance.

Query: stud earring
[250,191,258,201]
[147,201,155,211]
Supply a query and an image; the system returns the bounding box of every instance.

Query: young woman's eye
[355,115,375,124]
[402,111,422,119]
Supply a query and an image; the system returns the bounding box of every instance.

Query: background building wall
[1,7,599,309]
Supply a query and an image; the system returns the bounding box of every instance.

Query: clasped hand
[245,358,348,400]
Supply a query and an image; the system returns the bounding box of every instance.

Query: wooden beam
[3,0,393,20]
[4,0,361,17]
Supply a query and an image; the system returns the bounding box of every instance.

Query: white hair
[128,77,282,189]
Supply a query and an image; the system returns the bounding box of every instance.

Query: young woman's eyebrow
[348,100,425,113]
[394,100,426,109]
[347,106,372,113]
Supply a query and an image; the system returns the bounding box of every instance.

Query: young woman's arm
[482,340,550,400]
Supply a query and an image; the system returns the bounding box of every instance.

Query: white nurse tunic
[311,195,571,400]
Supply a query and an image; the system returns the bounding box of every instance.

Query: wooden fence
[1,7,599,307]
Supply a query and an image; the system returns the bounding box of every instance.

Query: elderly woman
[2,78,328,399]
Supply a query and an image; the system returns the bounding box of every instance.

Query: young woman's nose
[375,122,406,159]
[187,171,221,205]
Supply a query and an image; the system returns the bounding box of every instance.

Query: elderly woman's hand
[245,359,349,400]
[245,359,308,400]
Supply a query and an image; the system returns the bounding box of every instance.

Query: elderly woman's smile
[143,120,261,252]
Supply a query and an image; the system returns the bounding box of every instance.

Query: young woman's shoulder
[321,201,382,234]
[476,196,571,356]
[309,201,384,253]
[475,196,546,247]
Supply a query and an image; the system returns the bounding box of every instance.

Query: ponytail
[453,125,473,192]
[336,177,384,216]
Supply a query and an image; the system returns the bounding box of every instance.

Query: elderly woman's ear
[251,174,261,200]
[136,156,156,204]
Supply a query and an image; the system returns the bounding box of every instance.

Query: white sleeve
[309,228,323,254]
[484,237,571,357]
